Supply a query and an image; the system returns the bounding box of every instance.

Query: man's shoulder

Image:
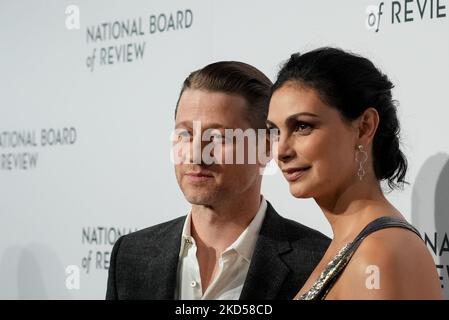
[277,215,331,249]
[280,215,329,240]
[119,216,186,246]
[265,201,331,247]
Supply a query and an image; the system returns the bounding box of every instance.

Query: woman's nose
[275,135,295,163]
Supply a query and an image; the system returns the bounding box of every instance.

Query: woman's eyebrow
[285,112,319,122]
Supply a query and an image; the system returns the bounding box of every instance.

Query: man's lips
[184,171,214,182]
[282,166,311,182]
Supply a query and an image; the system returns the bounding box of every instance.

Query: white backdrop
[0,0,448,299]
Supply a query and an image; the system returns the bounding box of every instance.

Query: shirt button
[190,280,197,287]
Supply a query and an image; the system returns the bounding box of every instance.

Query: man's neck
[189,191,263,293]
[190,193,262,251]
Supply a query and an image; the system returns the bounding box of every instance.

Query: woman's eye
[293,122,313,134]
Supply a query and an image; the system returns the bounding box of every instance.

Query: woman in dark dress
[266,47,442,299]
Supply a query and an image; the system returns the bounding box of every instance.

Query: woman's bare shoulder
[328,227,443,299]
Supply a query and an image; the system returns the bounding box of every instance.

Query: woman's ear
[357,107,380,146]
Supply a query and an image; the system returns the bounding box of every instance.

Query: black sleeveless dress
[297,216,421,300]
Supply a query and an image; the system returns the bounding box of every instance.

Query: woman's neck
[315,177,402,244]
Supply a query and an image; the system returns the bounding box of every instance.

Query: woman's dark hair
[272,47,407,189]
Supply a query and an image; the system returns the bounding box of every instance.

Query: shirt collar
[226,197,267,262]
[179,211,195,258]
[179,196,267,263]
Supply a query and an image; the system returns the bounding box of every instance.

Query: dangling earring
[355,144,368,181]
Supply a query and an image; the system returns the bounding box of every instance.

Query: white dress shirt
[176,196,267,300]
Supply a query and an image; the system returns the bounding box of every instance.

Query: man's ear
[257,131,273,168]
[357,107,379,146]
[257,134,275,176]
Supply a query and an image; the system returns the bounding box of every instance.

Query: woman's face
[267,82,360,199]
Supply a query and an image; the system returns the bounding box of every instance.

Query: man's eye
[211,134,224,142]
[177,131,191,140]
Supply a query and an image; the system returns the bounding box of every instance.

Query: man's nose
[187,132,211,164]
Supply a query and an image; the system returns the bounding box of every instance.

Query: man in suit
[106,61,330,300]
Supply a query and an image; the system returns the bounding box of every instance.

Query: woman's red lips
[282,167,311,182]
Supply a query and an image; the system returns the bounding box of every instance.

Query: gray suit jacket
[106,201,330,299]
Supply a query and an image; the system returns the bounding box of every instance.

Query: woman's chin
[289,185,313,199]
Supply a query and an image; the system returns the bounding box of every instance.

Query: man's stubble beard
[181,182,226,207]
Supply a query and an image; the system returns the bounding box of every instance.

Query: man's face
[174,89,262,207]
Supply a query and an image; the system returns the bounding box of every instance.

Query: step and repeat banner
[0,0,448,299]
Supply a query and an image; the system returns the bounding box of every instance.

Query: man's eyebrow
[175,121,227,129]
[202,123,227,130]
[174,121,191,129]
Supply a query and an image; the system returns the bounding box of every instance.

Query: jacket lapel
[240,202,293,299]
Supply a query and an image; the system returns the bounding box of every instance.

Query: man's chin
[183,192,217,206]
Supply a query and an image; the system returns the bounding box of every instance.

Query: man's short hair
[175,61,273,129]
